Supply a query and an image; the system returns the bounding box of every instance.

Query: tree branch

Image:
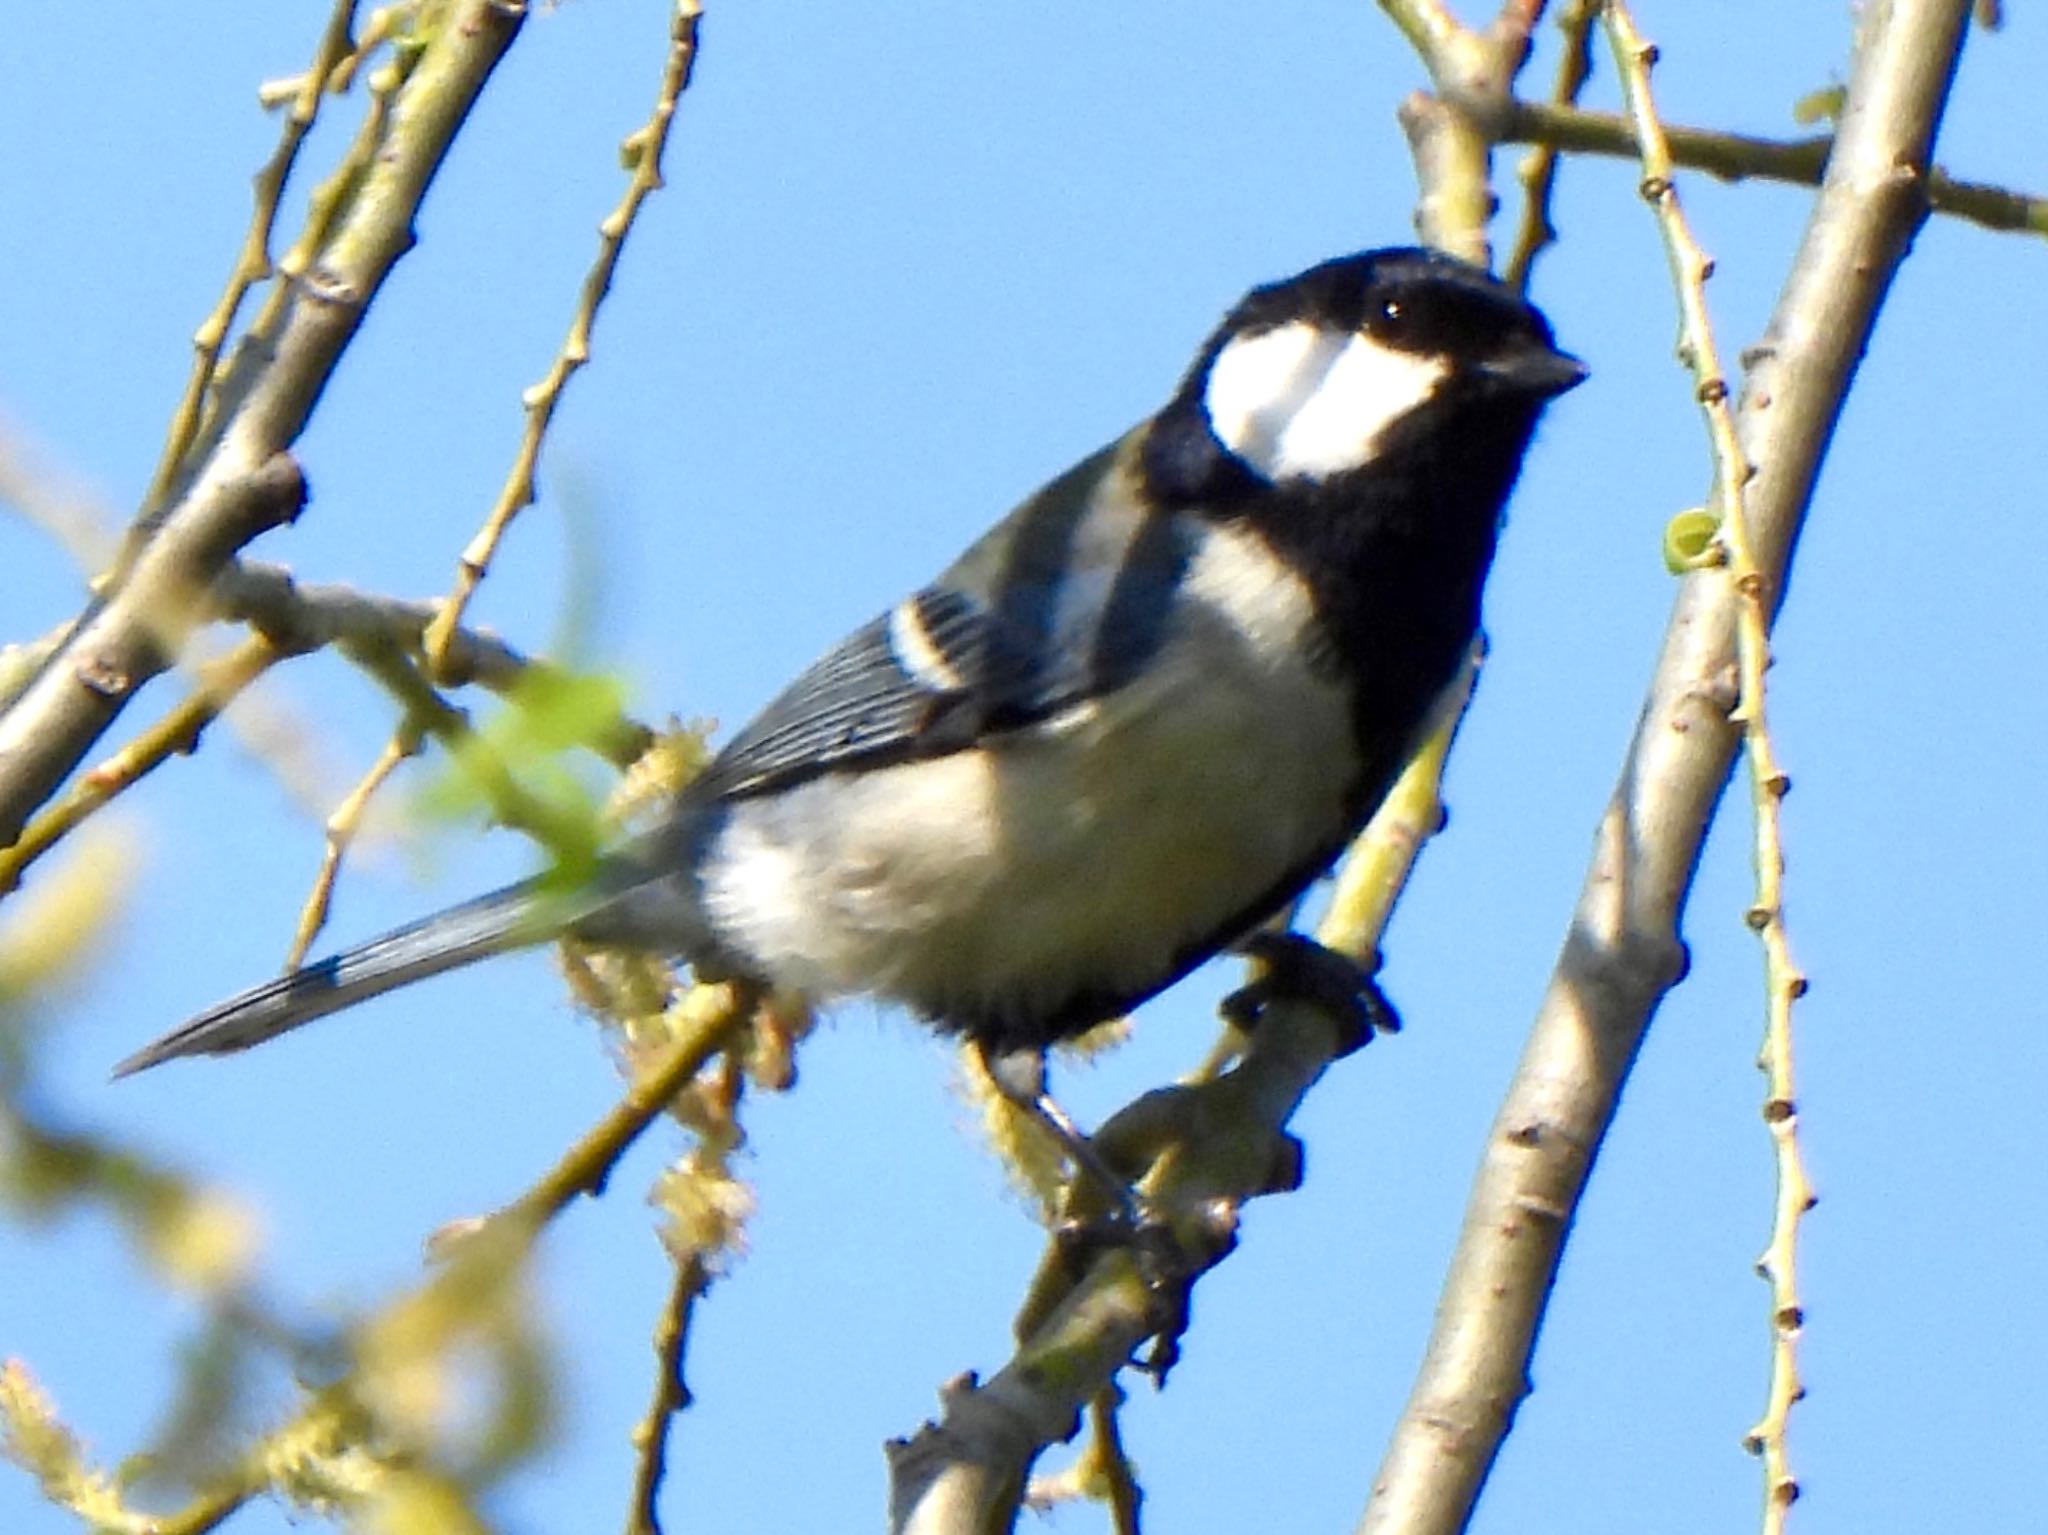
[1503,98,2046,239]
[420,0,704,672]
[215,560,653,766]
[0,0,528,851]
[1600,7,1819,1522]
[1502,0,1600,294]
[142,0,367,517]
[624,1255,708,1535]
[1357,3,1976,1532]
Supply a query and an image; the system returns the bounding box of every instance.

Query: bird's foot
[1051,1195,1238,1383]
[1221,931,1400,1056]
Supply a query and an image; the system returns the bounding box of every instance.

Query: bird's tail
[113,876,578,1078]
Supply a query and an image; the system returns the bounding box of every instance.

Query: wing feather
[694,433,1194,799]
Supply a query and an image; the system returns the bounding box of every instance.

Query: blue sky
[3,3,2044,1532]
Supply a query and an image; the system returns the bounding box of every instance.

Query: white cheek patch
[1205,322,1449,482]
[1203,323,1343,476]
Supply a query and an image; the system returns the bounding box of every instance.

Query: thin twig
[0,0,529,851]
[1503,0,1599,294]
[146,1480,253,1535]
[422,0,705,670]
[512,981,753,1222]
[624,1255,707,1535]
[1358,3,1973,1531]
[108,984,747,1535]
[281,724,422,971]
[243,7,406,359]
[0,638,280,897]
[335,636,593,861]
[0,419,118,575]
[1504,98,2047,238]
[139,0,366,525]
[1089,1389,1142,1535]
[285,0,699,966]
[1602,10,1815,1524]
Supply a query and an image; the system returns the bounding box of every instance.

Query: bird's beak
[1479,345,1589,398]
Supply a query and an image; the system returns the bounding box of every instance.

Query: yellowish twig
[0,419,117,575]
[900,670,1493,1530]
[100,984,743,1534]
[421,0,704,671]
[624,1254,707,1535]
[291,1,704,966]
[1604,8,1813,1529]
[247,10,412,349]
[0,1360,158,1535]
[1504,0,1599,294]
[146,1483,253,1535]
[142,0,370,522]
[282,724,423,970]
[1505,98,2048,239]
[281,614,643,965]
[0,637,281,897]
[1179,643,1479,1090]
[1089,1388,1142,1535]
[512,980,752,1222]
[1316,642,1481,963]
[1017,1385,1142,1527]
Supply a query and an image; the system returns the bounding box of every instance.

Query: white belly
[695,523,1361,1032]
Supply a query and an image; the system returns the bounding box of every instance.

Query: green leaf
[1791,84,1847,125]
[1662,509,1723,573]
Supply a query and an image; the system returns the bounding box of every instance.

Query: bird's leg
[978,1043,1142,1228]
[1220,930,1401,1055]
[982,1043,1220,1382]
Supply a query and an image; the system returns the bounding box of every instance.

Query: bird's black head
[1139,248,1584,769]
[1145,247,1584,505]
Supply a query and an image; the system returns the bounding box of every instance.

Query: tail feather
[114,878,564,1078]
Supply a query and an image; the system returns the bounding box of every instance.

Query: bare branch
[624,1255,708,1535]
[0,557,653,902]
[1502,0,1600,294]
[1358,3,1975,1532]
[1504,99,2047,239]
[1600,8,1819,1523]
[286,0,699,966]
[421,0,705,671]
[215,561,654,765]
[142,0,366,518]
[0,638,280,898]
[0,0,528,851]
[1376,0,1543,263]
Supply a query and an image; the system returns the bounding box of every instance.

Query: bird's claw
[1221,931,1401,1056]
[1053,1197,1238,1385]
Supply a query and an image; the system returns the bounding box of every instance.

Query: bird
[115,247,1584,1147]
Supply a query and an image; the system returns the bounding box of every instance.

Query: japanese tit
[116,247,1583,1082]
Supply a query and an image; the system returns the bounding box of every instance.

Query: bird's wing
[694,431,1196,799]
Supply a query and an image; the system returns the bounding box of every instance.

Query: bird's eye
[1368,296,1411,341]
